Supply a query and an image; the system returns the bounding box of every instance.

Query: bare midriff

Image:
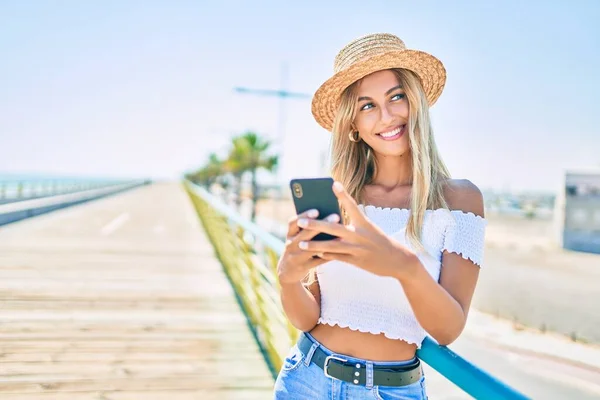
[309,323,418,362]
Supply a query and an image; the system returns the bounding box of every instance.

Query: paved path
[0,182,273,399]
[474,242,600,344]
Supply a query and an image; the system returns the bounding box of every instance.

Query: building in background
[554,168,600,254]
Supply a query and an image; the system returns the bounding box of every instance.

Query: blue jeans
[274,332,428,399]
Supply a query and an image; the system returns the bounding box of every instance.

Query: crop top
[315,205,487,347]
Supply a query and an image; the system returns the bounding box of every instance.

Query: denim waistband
[302,331,418,367]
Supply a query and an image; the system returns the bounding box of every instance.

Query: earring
[348,131,360,142]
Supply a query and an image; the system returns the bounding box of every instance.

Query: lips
[377,125,405,140]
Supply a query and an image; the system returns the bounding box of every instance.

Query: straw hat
[311,33,446,132]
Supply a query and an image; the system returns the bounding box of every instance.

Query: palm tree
[224,137,250,209]
[205,153,226,188]
[226,131,278,221]
[188,153,225,188]
[185,169,208,187]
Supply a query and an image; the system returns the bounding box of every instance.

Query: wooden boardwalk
[0,183,273,399]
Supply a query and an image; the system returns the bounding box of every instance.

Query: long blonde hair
[302,68,450,288]
[330,68,451,250]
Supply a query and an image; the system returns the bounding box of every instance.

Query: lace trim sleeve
[443,211,488,266]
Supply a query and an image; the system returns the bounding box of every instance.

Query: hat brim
[311,49,446,132]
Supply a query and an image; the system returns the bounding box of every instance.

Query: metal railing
[0,180,149,227]
[184,180,529,399]
[0,178,132,204]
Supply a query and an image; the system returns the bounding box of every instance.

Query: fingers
[286,225,321,248]
[332,181,366,225]
[284,226,330,267]
[296,214,352,240]
[285,209,350,270]
[318,252,353,264]
[283,246,327,277]
[285,228,322,263]
[287,209,319,238]
[305,254,329,269]
[299,238,360,255]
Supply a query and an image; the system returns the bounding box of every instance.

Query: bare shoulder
[441,178,485,218]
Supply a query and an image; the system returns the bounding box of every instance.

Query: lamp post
[233,63,311,187]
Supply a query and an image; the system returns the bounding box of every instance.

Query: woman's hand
[276,209,340,286]
[296,181,419,280]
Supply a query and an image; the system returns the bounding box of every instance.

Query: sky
[1,0,599,193]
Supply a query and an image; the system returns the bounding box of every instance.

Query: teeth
[380,126,402,137]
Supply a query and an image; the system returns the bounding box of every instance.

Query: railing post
[243,232,273,344]
[235,226,259,327]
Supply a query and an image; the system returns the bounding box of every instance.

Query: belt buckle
[323,355,348,379]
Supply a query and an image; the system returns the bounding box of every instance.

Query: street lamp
[233,62,311,186]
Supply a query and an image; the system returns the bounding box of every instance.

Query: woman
[274,33,487,400]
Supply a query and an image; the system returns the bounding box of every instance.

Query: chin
[372,145,410,158]
[365,135,410,158]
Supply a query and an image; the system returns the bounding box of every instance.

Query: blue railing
[0,177,140,203]
[0,179,150,227]
[185,180,529,400]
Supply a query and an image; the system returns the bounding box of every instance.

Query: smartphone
[289,177,342,241]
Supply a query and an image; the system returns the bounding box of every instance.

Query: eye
[391,93,405,101]
[360,102,373,111]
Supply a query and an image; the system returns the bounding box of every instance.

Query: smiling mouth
[377,125,406,140]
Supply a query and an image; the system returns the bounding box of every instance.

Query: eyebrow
[357,85,403,102]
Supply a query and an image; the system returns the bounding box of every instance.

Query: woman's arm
[280,278,321,332]
[277,210,328,333]
[398,179,484,345]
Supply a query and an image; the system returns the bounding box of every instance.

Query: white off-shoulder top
[315,205,487,347]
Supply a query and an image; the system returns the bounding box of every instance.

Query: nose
[379,104,394,126]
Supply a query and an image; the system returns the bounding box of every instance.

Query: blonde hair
[302,68,450,287]
[331,68,450,250]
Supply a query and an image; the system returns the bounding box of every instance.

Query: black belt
[297,334,422,387]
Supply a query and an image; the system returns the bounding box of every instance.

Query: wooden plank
[0,183,274,399]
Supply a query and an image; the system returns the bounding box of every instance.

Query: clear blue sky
[1,1,599,192]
